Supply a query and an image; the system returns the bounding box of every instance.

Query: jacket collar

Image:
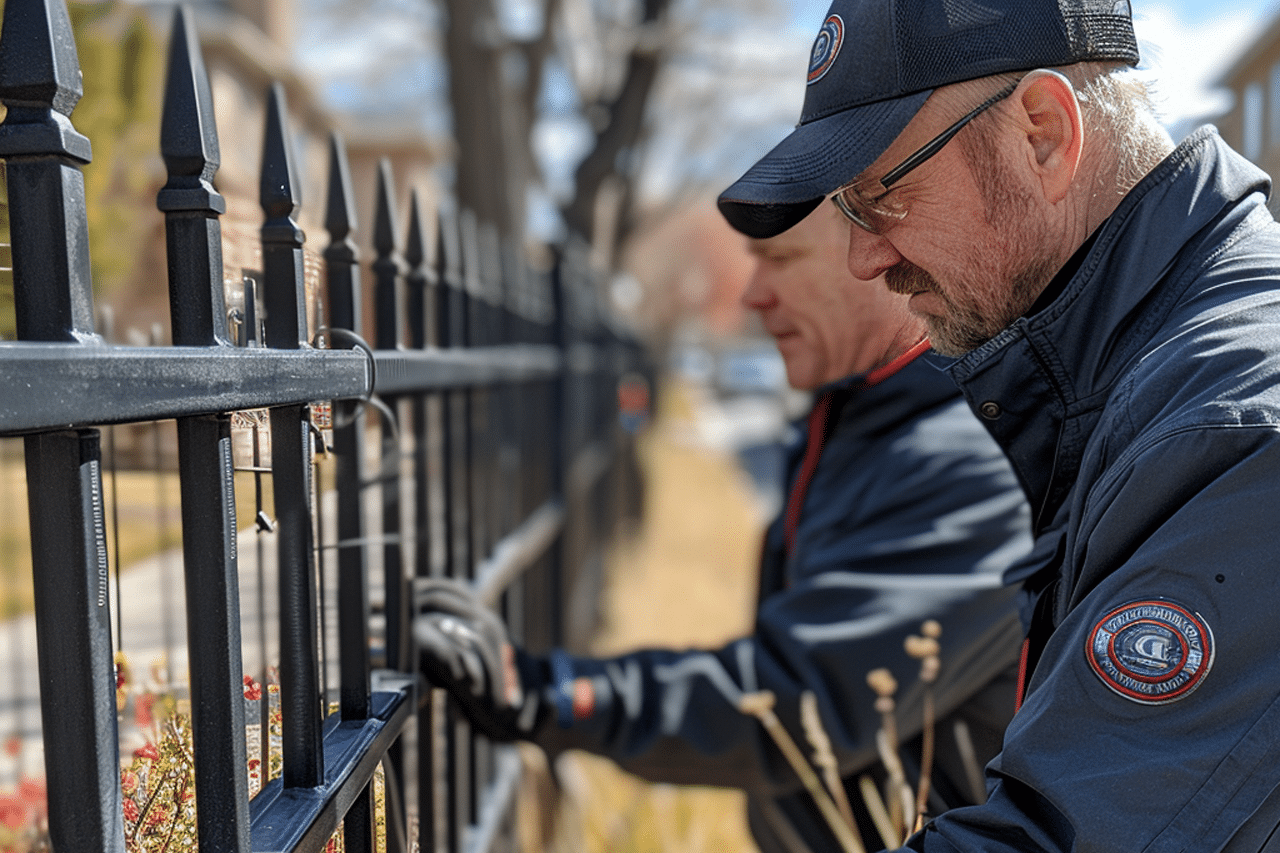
[941,128,1272,532]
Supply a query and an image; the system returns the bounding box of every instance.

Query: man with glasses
[415,202,1033,853]
[720,0,1280,850]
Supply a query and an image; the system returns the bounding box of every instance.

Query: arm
[896,424,1280,852]
[535,396,1030,794]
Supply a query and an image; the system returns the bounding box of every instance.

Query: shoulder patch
[808,15,844,84]
[1086,600,1213,705]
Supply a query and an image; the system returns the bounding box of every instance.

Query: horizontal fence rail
[0,1,650,852]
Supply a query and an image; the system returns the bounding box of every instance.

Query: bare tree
[295,0,810,274]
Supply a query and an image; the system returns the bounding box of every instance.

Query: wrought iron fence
[0,0,648,850]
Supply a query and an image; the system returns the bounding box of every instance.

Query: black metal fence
[0,0,647,850]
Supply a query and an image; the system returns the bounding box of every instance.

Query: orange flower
[132,743,159,762]
[134,693,157,730]
[122,798,140,824]
[0,795,26,830]
[16,778,45,805]
[243,675,262,702]
[120,770,139,797]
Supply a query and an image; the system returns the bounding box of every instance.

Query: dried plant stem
[953,719,987,804]
[867,668,911,841]
[739,691,867,853]
[799,691,856,831]
[905,621,943,834]
[914,689,935,834]
[858,773,900,851]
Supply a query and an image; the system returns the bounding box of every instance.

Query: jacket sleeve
[895,424,1280,853]
[534,397,1031,798]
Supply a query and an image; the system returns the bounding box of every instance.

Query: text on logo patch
[1087,600,1213,705]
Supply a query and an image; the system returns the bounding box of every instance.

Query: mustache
[884,261,940,296]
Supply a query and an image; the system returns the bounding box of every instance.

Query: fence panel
[0,0,649,850]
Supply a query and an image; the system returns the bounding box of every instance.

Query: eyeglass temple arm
[879,78,1023,190]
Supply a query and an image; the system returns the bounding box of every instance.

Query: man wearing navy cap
[722,0,1280,851]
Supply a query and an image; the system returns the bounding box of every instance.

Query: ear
[1013,70,1083,205]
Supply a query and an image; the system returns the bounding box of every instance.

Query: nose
[845,224,903,282]
[739,267,776,311]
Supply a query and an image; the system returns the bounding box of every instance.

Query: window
[1244,81,1264,161]
[1271,63,1280,148]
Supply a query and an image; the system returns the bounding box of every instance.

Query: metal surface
[0,344,371,434]
[326,132,374,724]
[0,1,650,851]
[249,691,411,852]
[262,82,326,791]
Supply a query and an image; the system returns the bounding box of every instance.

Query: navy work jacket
[904,129,1280,853]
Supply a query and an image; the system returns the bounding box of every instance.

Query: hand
[414,578,549,741]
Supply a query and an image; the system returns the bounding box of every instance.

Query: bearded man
[719,0,1280,851]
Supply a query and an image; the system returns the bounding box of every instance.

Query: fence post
[0,0,125,850]
[324,132,373,724]
[403,189,438,853]
[372,160,410,674]
[435,206,475,849]
[259,82,325,790]
[405,190,434,587]
[157,7,251,851]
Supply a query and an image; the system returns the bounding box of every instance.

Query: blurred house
[1216,9,1280,215]
[89,0,445,465]
[103,0,445,347]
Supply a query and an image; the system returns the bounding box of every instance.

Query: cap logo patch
[807,14,844,84]
[1087,600,1213,705]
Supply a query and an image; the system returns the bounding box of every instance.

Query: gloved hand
[414,578,552,741]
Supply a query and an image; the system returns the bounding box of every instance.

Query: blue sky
[1132,0,1279,135]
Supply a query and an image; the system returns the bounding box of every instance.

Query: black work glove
[414,578,552,741]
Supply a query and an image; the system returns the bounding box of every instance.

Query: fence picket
[159,9,253,851]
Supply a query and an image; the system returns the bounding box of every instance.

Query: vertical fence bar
[372,160,409,674]
[435,207,473,850]
[548,256,571,651]
[0,1,124,850]
[324,132,372,723]
[404,189,437,853]
[156,7,251,851]
[431,209,463,853]
[324,133,377,853]
[470,220,499,800]
[259,82,325,790]
[454,210,483,830]
[406,190,433,585]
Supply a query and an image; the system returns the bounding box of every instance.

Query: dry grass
[522,379,767,853]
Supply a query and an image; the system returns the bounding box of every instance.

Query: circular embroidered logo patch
[808,15,844,84]
[1087,600,1213,705]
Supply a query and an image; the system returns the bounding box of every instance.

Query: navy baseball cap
[718,0,1139,238]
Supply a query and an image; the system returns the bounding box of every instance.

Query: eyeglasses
[831,76,1023,235]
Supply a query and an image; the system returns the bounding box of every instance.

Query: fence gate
[0,0,647,850]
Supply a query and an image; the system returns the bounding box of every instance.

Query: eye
[757,249,799,264]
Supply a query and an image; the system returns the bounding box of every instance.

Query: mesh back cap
[718,0,1139,238]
